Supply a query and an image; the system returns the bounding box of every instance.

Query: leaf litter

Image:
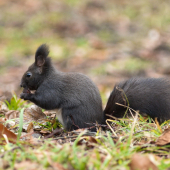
[1,100,170,169]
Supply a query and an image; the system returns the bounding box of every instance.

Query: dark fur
[104,78,170,123]
[20,44,104,131]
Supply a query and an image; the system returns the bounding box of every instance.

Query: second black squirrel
[20,44,104,131]
[104,78,170,123]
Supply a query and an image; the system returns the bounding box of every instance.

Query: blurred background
[0,0,170,104]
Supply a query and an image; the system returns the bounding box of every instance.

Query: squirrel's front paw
[20,93,28,100]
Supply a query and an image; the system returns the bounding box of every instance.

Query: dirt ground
[1,0,170,104]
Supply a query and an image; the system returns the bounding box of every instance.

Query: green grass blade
[17,108,24,141]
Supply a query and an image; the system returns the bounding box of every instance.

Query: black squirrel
[20,44,104,131]
[20,44,170,131]
[104,78,170,123]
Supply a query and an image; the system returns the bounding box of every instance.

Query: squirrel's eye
[26,72,32,78]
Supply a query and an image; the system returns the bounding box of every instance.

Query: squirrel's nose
[20,83,23,87]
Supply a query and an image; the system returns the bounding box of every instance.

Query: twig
[105,114,133,121]
[115,103,139,114]
[70,115,80,129]
[51,133,118,141]
[45,129,64,139]
[106,119,118,137]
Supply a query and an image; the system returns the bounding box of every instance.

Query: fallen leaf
[156,127,170,146]
[82,136,98,143]
[0,123,17,144]
[77,136,98,148]
[51,113,56,118]
[5,110,20,129]
[0,117,6,124]
[5,105,46,122]
[24,105,46,121]
[0,101,8,114]
[5,110,20,119]
[5,105,47,132]
[21,132,40,145]
[129,153,158,170]
[73,128,87,133]
[29,138,39,145]
[0,159,9,169]
[40,129,51,134]
[27,122,34,133]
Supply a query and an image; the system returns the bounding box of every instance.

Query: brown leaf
[0,101,8,114]
[20,132,40,145]
[129,154,158,170]
[5,105,46,122]
[0,123,17,144]
[5,110,20,129]
[28,136,39,145]
[73,128,87,133]
[51,113,56,118]
[20,131,34,141]
[5,110,20,119]
[4,105,47,132]
[83,136,98,143]
[0,159,9,169]
[24,105,46,121]
[27,122,34,133]
[156,127,170,146]
[77,136,98,148]
[0,117,6,124]
[40,129,51,134]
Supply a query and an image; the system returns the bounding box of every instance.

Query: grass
[17,108,24,141]
[0,0,170,74]
[38,119,63,132]
[91,57,152,76]
[1,102,170,169]
[5,95,25,111]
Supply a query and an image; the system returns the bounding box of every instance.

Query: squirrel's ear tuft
[35,44,49,67]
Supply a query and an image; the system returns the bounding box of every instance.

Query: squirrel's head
[20,44,52,92]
